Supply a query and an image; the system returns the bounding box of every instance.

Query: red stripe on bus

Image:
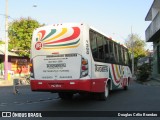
[44,27,80,45]
[31,78,108,93]
[111,64,120,84]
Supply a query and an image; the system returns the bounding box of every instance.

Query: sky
[0,0,153,50]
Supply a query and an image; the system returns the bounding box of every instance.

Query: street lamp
[4,0,8,80]
[131,27,134,77]
[33,4,37,7]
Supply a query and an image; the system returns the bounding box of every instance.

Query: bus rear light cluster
[81,58,88,78]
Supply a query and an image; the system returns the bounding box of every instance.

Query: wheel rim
[105,84,109,97]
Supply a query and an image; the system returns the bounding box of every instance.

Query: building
[0,44,30,78]
[145,0,160,80]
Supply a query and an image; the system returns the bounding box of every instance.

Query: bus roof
[34,23,128,49]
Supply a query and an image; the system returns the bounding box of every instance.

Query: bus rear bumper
[31,79,107,93]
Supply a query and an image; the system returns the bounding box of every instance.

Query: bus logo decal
[35,27,80,50]
[35,41,43,50]
[95,65,108,72]
[36,30,46,41]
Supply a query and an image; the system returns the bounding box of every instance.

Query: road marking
[0,97,59,107]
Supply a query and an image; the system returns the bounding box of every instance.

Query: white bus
[30,23,132,100]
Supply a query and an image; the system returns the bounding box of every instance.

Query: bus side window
[97,34,104,61]
[124,50,129,65]
[104,37,110,63]
[121,47,125,65]
[118,45,122,64]
[114,43,119,64]
[123,48,126,65]
[109,41,115,63]
[90,31,98,60]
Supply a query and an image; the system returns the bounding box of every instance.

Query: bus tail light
[30,59,34,78]
[81,58,88,78]
[82,66,88,70]
[82,59,88,65]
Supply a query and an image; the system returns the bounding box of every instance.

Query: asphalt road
[0,81,160,120]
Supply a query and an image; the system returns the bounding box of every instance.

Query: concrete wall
[152,39,160,79]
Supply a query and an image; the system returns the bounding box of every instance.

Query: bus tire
[124,79,129,90]
[97,83,109,100]
[58,92,73,100]
[124,85,128,90]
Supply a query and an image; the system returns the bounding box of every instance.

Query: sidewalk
[136,77,160,86]
[0,76,13,86]
[0,76,29,86]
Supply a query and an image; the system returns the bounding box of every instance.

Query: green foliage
[125,34,147,67]
[136,63,152,81]
[0,40,5,44]
[8,17,42,57]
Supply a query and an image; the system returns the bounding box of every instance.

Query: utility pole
[4,0,8,80]
[131,26,134,76]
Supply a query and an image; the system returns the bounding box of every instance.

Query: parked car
[137,56,152,67]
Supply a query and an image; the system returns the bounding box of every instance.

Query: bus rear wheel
[58,92,73,100]
[97,83,109,100]
[124,78,129,90]
[124,85,128,90]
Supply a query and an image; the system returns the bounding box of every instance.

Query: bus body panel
[91,60,132,90]
[108,64,132,89]
[33,54,81,80]
[30,23,132,94]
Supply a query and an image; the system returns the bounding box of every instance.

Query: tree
[8,17,42,57]
[0,40,5,44]
[125,33,147,69]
